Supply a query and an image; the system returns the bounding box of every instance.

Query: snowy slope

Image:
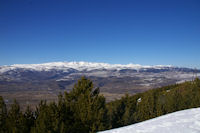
[99,108,200,133]
[0,61,172,73]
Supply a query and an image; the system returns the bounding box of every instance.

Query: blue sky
[0,0,200,68]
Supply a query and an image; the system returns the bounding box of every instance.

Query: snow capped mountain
[0,61,199,105]
[0,61,199,102]
[0,61,173,73]
[99,108,200,133]
[0,61,199,89]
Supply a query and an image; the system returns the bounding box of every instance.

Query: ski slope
[99,108,200,133]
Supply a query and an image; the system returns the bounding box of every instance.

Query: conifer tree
[24,106,35,133]
[7,100,27,133]
[31,100,52,133]
[65,77,108,133]
[0,96,7,133]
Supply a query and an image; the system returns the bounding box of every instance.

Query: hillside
[1,77,200,133]
[99,107,200,133]
[105,78,200,130]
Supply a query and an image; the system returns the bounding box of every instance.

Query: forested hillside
[0,77,200,133]
[107,78,200,129]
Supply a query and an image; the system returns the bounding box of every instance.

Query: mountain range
[0,61,199,108]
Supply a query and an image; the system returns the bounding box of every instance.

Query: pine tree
[0,96,7,133]
[7,100,27,133]
[65,77,108,133]
[31,100,52,133]
[24,106,35,133]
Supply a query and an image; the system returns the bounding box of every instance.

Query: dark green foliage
[6,100,27,133]
[108,78,200,129]
[107,94,136,128]
[24,106,35,133]
[0,96,7,133]
[63,77,108,133]
[31,77,108,133]
[1,77,200,132]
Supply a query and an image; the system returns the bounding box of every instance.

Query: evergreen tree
[24,106,35,133]
[31,100,52,133]
[0,96,7,133]
[65,77,108,133]
[6,100,27,133]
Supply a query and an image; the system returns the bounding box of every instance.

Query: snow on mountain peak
[0,61,173,73]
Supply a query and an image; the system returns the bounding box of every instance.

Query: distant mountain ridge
[0,61,200,105]
[0,61,174,73]
[0,61,198,82]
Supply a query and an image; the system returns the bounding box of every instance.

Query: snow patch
[99,108,200,133]
[137,98,142,103]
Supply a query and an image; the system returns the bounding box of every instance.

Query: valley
[0,62,199,110]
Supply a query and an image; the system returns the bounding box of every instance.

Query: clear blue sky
[0,0,200,68]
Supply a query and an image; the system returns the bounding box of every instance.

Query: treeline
[0,77,200,133]
[107,78,200,129]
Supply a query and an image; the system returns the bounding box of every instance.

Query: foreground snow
[99,108,200,133]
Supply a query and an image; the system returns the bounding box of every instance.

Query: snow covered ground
[99,108,200,133]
